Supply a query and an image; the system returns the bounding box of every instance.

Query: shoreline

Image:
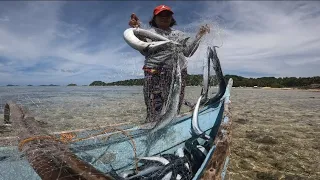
[1,85,319,91]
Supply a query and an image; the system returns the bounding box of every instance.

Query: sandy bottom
[0,87,319,179]
[225,88,320,180]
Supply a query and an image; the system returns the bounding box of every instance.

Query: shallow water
[0,86,206,135]
[1,86,319,179]
[0,86,144,134]
[227,88,320,180]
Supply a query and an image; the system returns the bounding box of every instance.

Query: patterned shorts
[143,67,187,123]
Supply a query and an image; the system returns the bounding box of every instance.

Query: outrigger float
[0,28,233,180]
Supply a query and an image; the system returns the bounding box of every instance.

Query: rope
[18,135,64,151]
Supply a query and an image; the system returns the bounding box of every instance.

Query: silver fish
[175,147,185,158]
[127,165,163,179]
[201,47,211,100]
[197,145,208,155]
[176,174,182,180]
[191,95,211,140]
[161,171,173,180]
[175,148,190,170]
[118,170,135,178]
[123,28,181,53]
[190,46,216,140]
[138,156,170,165]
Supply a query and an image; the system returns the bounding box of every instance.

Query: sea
[0,86,203,134]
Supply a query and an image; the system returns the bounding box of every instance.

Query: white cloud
[185,1,320,77]
[0,16,9,22]
[0,1,319,86]
[0,2,63,60]
[0,1,144,85]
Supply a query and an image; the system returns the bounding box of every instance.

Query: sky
[0,1,319,86]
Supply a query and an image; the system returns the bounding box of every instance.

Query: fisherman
[128,5,210,123]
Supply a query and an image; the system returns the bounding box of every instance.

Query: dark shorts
[143,67,187,123]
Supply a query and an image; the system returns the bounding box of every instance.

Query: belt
[142,66,160,74]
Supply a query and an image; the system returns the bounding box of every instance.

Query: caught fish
[118,169,135,178]
[123,28,181,52]
[138,156,170,165]
[127,165,163,179]
[161,171,172,180]
[191,95,211,140]
[175,148,190,170]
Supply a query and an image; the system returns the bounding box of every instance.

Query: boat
[0,45,233,179]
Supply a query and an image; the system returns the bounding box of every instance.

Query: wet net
[0,21,226,180]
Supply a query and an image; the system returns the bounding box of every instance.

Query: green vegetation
[67,83,77,86]
[89,81,107,86]
[39,84,59,86]
[89,75,320,88]
[105,79,144,86]
[224,75,320,88]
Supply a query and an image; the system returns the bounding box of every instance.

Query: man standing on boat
[128,5,210,123]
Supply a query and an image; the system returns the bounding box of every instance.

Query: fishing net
[0,19,225,179]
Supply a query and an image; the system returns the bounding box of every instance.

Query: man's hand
[129,13,140,28]
[196,24,210,39]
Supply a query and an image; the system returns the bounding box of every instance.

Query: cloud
[0,1,319,86]
[185,1,320,77]
[0,16,9,22]
[0,1,146,85]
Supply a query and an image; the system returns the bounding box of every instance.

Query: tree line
[89,75,320,89]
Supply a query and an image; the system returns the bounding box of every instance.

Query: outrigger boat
[0,29,233,180]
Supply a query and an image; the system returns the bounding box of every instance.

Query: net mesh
[0,19,225,179]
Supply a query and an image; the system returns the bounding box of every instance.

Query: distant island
[5,84,80,87]
[39,84,60,86]
[67,84,77,86]
[89,74,320,89]
[4,75,319,88]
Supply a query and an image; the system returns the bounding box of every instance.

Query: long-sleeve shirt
[138,27,202,70]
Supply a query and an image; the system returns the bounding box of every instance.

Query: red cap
[153,5,174,16]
